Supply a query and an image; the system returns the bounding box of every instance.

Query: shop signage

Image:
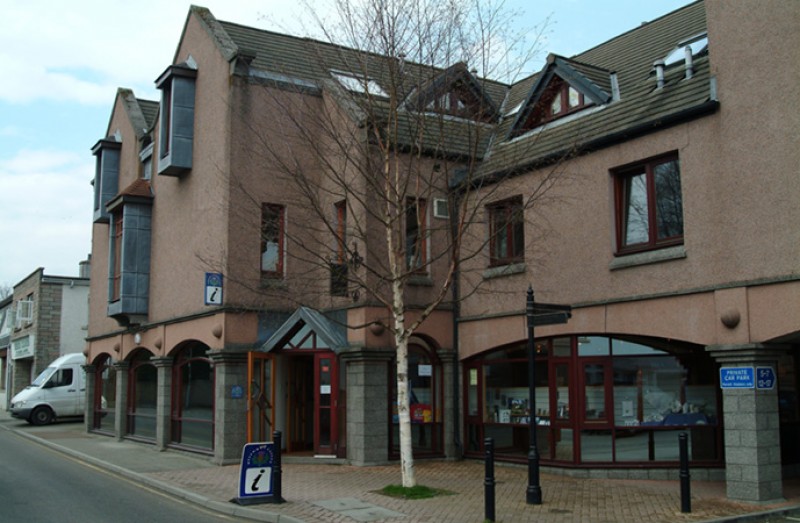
[719,366,754,389]
[11,335,34,360]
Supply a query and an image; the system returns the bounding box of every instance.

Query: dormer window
[156,63,197,177]
[537,78,590,125]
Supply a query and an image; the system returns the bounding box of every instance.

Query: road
[0,426,234,523]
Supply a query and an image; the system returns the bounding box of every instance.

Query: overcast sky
[0,0,692,287]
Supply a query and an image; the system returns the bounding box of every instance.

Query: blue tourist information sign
[238,442,276,501]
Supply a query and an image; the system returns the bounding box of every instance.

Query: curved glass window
[128,351,157,440]
[390,344,443,458]
[172,343,214,451]
[465,335,721,466]
[93,355,116,433]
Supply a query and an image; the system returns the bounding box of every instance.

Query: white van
[10,353,86,425]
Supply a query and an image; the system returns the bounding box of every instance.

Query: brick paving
[148,459,800,523]
[3,414,799,523]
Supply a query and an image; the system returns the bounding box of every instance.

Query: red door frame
[314,351,338,455]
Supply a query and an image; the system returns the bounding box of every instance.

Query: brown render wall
[457,0,800,358]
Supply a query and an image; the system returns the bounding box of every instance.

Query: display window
[464,335,722,466]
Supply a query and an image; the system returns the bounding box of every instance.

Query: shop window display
[465,336,721,465]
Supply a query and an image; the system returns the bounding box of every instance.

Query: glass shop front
[464,335,722,467]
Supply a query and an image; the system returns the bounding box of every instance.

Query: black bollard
[485,437,496,522]
[679,432,691,513]
[272,430,286,503]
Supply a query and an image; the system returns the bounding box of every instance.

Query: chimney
[79,255,91,278]
[654,59,666,89]
[684,46,694,80]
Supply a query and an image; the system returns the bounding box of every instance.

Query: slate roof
[191,0,713,178]
[479,0,713,177]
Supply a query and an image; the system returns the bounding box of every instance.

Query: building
[7,267,90,402]
[0,296,12,409]
[83,0,799,503]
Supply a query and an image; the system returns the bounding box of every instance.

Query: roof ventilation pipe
[684,46,694,80]
[654,59,666,89]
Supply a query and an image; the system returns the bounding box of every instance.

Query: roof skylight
[664,33,708,66]
[331,71,388,97]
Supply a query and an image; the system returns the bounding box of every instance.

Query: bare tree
[0,283,12,300]
[212,0,567,488]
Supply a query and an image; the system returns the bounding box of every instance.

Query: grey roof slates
[192,1,711,175]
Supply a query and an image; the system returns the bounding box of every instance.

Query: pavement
[2,410,800,523]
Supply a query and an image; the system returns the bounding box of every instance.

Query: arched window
[465,336,721,467]
[390,343,443,458]
[93,354,116,434]
[172,343,214,451]
[128,350,156,440]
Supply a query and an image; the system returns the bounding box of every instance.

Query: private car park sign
[719,366,777,390]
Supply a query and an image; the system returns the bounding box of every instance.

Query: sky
[0,0,693,288]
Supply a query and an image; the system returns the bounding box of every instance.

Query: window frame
[405,198,428,272]
[330,201,349,297]
[111,211,123,301]
[488,196,525,267]
[260,203,285,278]
[613,153,684,255]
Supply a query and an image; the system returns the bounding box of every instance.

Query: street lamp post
[526,284,542,505]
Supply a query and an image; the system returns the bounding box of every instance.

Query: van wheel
[30,406,54,426]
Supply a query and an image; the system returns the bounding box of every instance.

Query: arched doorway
[390,341,444,458]
[171,342,214,451]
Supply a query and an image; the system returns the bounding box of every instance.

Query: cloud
[0,149,93,284]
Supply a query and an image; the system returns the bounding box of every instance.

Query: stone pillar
[152,356,173,451]
[439,351,460,460]
[82,364,96,432]
[208,349,249,465]
[113,361,129,441]
[341,348,393,466]
[706,344,787,503]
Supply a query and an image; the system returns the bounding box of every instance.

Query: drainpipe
[449,173,464,457]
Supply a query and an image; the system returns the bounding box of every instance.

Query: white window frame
[15,299,33,328]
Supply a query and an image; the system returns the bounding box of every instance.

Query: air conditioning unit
[433,198,449,219]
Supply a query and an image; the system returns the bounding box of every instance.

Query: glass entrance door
[247,352,274,443]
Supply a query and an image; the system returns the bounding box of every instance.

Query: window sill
[609,245,686,271]
[408,274,433,287]
[483,262,526,280]
[260,276,287,290]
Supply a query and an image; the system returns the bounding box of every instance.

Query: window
[330,201,348,296]
[111,211,123,301]
[261,204,285,277]
[140,142,154,181]
[156,64,197,176]
[172,343,214,451]
[91,138,121,223]
[15,295,33,328]
[405,198,427,270]
[488,197,524,266]
[614,154,683,254]
[533,77,590,126]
